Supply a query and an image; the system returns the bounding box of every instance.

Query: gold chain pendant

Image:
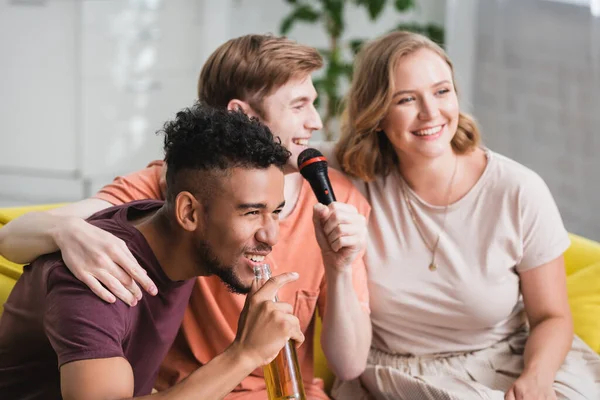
[428,262,437,271]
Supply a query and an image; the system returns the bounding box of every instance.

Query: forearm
[321,268,371,381]
[523,315,573,382]
[138,344,256,400]
[0,211,64,263]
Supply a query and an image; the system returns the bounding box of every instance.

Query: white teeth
[245,254,265,262]
[293,139,308,146]
[413,125,443,136]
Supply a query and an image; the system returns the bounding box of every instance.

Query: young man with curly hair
[0,105,304,399]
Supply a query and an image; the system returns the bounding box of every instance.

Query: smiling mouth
[244,254,266,263]
[412,125,444,137]
[292,138,309,146]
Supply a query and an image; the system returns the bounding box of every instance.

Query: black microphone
[298,148,336,205]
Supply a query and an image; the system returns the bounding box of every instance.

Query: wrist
[226,341,261,373]
[50,215,77,248]
[522,364,555,386]
[325,264,353,279]
[325,267,354,294]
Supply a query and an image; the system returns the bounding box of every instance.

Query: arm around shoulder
[0,198,112,264]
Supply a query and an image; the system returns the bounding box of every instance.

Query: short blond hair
[336,31,481,181]
[198,34,323,118]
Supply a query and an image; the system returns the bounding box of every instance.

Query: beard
[195,240,250,294]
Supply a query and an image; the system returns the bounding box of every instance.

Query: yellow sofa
[1,204,600,392]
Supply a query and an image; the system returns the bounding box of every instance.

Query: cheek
[382,110,412,136]
[205,221,240,248]
[443,96,460,117]
[222,225,256,250]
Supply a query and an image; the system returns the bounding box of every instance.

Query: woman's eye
[436,88,450,95]
[398,96,414,104]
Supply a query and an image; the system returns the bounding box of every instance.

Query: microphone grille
[297,148,324,167]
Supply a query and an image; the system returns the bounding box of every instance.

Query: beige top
[319,144,570,355]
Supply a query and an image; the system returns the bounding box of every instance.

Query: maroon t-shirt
[0,200,195,399]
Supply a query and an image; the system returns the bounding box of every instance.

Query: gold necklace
[400,156,458,272]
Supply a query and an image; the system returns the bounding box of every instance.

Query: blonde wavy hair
[336,31,481,181]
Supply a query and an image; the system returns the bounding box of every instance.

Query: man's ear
[227,99,259,119]
[174,191,203,232]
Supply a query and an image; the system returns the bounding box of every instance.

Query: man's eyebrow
[392,80,452,98]
[290,95,316,104]
[237,203,267,210]
[237,201,286,210]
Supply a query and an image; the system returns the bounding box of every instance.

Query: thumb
[253,272,299,302]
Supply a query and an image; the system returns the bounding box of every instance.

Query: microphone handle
[308,171,336,205]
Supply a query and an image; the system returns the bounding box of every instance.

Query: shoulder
[87,200,162,223]
[146,160,165,168]
[94,160,165,205]
[45,259,131,320]
[44,261,131,338]
[485,150,549,193]
[328,168,371,215]
[483,150,559,218]
[44,265,130,366]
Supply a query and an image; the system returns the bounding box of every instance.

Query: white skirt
[331,330,600,400]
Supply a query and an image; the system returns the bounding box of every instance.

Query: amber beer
[254,264,307,400]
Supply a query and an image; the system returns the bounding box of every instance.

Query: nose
[255,216,279,248]
[418,95,440,120]
[306,104,323,131]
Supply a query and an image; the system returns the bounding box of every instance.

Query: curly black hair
[160,103,290,203]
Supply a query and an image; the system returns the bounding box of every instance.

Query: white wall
[0,0,208,204]
[0,0,445,206]
[469,0,600,240]
[0,1,79,176]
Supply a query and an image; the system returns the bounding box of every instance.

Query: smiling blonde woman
[331,31,600,400]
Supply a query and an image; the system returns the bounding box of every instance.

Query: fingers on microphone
[313,203,329,217]
[330,234,361,252]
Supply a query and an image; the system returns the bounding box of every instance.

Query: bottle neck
[253,264,278,301]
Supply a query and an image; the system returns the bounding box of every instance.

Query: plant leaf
[279,4,321,35]
[425,23,445,47]
[312,78,326,108]
[322,0,344,37]
[393,22,445,47]
[348,38,365,55]
[341,62,354,80]
[394,0,415,12]
[354,0,386,20]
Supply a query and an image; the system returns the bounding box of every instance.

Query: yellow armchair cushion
[0,203,66,225]
[313,314,334,394]
[564,233,600,276]
[0,203,65,315]
[0,203,65,280]
[566,260,600,354]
